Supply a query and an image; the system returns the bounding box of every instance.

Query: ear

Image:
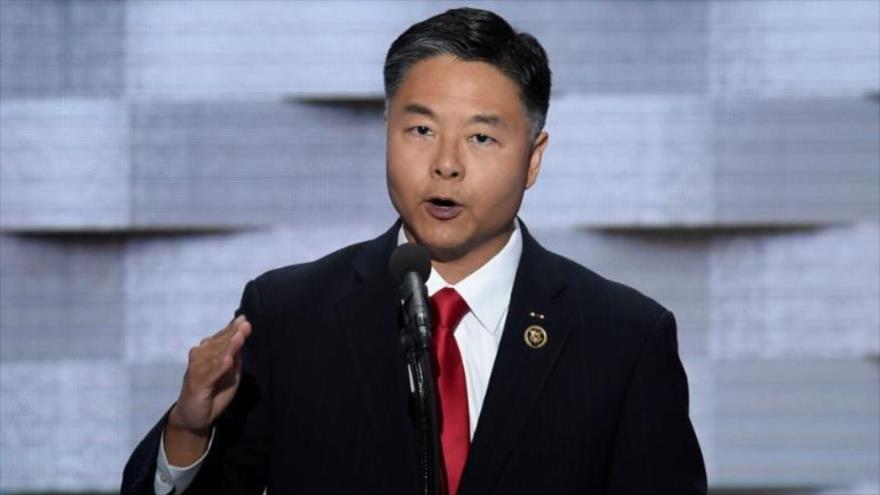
[525,131,549,189]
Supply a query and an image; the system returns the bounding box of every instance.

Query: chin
[423,243,467,263]
[414,229,469,261]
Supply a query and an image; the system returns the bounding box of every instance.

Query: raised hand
[163,315,253,466]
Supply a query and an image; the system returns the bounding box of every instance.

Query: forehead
[391,55,525,121]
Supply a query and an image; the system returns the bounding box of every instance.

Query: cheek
[389,134,433,170]
[468,157,530,216]
[481,153,530,192]
[387,149,423,205]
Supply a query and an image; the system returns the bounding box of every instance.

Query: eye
[408,125,434,137]
[470,133,497,146]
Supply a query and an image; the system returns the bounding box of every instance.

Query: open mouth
[429,197,459,208]
[425,197,463,220]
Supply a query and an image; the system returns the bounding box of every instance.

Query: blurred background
[0,0,878,493]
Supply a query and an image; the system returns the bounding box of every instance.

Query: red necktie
[431,288,470,495]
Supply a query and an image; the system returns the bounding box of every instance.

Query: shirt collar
[397,220,523,334]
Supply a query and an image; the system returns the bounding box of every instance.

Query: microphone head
[389,243,432,284]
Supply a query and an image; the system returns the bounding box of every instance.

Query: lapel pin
[529,311,545,320]
[524,325,548,349]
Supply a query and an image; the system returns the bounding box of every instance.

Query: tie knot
[431,287,469,333]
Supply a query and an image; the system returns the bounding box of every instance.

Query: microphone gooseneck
[389,243,442,495]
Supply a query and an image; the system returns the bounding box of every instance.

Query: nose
[432,137,463,180]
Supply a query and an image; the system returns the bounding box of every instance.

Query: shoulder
[540,245,670,330]
[256,241,363,289]
[245,237,373,315]
[532,245,678,373]
[519,221,668,326]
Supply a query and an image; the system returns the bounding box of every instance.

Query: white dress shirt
[413,222,521,439]
[155,221,523,494]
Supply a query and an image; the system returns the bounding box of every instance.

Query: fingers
[174,315,254,433]
[186,315,253,387]
[202,315,247,345]
[218,320,251,370]
[207,318,253,383]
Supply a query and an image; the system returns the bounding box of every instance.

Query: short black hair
[384,7,551,137]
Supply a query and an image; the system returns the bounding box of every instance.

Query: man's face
[386,55,548,263]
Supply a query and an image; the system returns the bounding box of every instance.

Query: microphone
[389,243,433,351]
[389,242,442,495]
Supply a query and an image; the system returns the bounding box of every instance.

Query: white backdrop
[1,1,878,492]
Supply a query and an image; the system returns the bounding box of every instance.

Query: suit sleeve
[121,279,271,495]
[605,310,708,495]
[121,407,173,494]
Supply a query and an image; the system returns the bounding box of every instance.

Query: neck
[405,221,516,285]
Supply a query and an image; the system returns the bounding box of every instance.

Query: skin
[164,54,549,466]
[387,55,549,283]
[164,315,251,465]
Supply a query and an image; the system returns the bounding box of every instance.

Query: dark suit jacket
[122,221,707,494]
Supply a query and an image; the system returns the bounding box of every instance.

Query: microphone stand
[398,275,442,495]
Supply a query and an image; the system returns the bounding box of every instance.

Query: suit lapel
[337,222,419,462]
[336,220,574,492]
[459,224,573,494]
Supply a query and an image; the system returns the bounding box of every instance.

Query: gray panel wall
[0,0,124,98]
[129,101,392,228]
[1,1,878,492]
[0,99,131,228]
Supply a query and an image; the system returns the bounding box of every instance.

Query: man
[122,7,707,494]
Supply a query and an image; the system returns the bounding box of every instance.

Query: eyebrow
[403,103,435,118]
[468,113,504,127]
[403,103,507,128]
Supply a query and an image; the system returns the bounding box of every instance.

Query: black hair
[383,7,551,137]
